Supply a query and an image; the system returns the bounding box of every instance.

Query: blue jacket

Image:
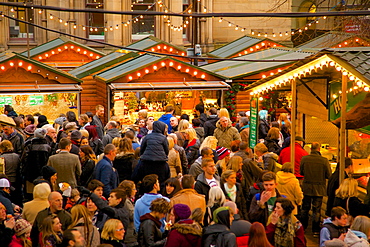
[134,193,169,232]
[93,156,119,198]
[140,121,169,161]
[158,113,173,133]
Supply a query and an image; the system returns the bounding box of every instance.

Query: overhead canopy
[109,81,229,91]
[208,35,284,58]
[202,47,315,79]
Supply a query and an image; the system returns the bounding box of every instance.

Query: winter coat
[21,138,51,183]
[123,199,138,246]
[249,189,284,226]
[173,144,188,175]
[0,222,14,247]
[259,152,279,172]
[276,171,303,215]
[185,139,200,166]
[158,113,174,134]
[89,192,130,232]
[102,128,121,146]
[199,113,208,127]
[170,189,206,213]
[194,173,220,204]
[220,182,248,220]
[279,143,308,178]
[168,149,181,177]
[241,158,262,190]
[138,213,167,247]
[264,137,281,155]
[80,158,95,187]
[202,224,237,247]
[239,126,249,145]
[233,150,251,161]
[93,155,119,198]
[230,214,251,237]
[344,229,369,247]
[113,152,135,182]
[0,190,13,215]
[320,218,348,247]
[72,218,100,247]
[22,198,50,225]
[333,196,370,218]
[0,151,20,184]
[327,167,349,216]
[266,220,306,247]
[134,193,170,232]
[258,119,270,140]
[2,130,24,155]
[92,115,104,140]
[175,132,186,148]
[300,151,331,196]
[194,127,204,144]
[140,121,169,161]
[204,115,219,138]
[189,156,203,179]
[165,219,202,247]
[9,235,29,247]
[90,138,104,156]
[213,119,241,150]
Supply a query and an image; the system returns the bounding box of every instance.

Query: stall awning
[109,81,230,91]
[0,84,82,93]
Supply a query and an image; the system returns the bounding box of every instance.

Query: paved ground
[305,224,320,247]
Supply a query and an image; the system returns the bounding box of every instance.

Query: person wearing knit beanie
[173,204,191,222]
[34,128,47,138]
[216,146,231,160]
[14,219,32,236]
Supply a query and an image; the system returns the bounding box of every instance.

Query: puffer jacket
[102,128,121,146]
[260,152,279,172]
[165,219,202,247]
[213,119,241,149]
[140,121,169,161]
[138,213,167,247]
[276,171,303,215]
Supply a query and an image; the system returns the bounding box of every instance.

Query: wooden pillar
[290,78,297,166]
[339,73,347,183]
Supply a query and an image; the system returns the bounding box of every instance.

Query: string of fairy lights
[8,0,332,37]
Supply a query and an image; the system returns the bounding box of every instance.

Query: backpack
[203,230,229,247]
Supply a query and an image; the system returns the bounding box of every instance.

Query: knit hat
[14,219,32,236]
[34,128,47,138]
[24,124,36,135]
[216,146,231,160]
[42,166,57,181]
[70,130,82,141]
[55,117,67,126]
[0,178,10,187]
[173,204,191,220]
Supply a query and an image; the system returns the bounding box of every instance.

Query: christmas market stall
[93,53,229,124]
[245,48,370,185]
[0,51,82,120]
[202,47,315,118]
[20,36,106,71]
[69,51,138,123]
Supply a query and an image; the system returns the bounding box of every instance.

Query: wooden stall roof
[208,35,285,58]
[0,51,82,84]
[94,53,228,83]
[202,47,315,80]
[244,48,370,93]
[297,31,370,49]
[69,52,138,79]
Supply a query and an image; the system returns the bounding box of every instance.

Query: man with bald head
[213,116,241,149]
[300,142,331,237]
[169,117,179,133]
[31,191,72,246]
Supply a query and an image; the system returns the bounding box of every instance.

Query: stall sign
[329,81,370,134]
[249,97,258,148]
[0,97,13,106]
[29,96,44,106]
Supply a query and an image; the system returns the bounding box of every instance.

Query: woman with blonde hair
[167,137,181,177]
[184,128,200,166]
[40,215,63,247]
[101,219,126,247]
[227,155,247,195]
[276,162,303,215]
[175,119,190,147]
[333,178,369,219]
[68,205,100,247]
[344,216,370,246]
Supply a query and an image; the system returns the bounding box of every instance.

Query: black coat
[0,222,14,247]
[140,121,169,161]
[113,153,135,182]
[202,224,236,247]
[326,167,349,216]
[80,159,95,187]
[138,213,167,247]
[220,182,248,220]
[333,196,370,218]
[194,173,220,204]
[264,137,281,155]
[185,139,200,166]
[204,116,219,138]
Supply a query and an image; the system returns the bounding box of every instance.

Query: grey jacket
[102,128,121,146]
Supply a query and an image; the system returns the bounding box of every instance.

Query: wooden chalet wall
[235,91,252,112]
[80,76,108,124]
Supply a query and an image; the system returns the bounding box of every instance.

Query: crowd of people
[0,104,369,247]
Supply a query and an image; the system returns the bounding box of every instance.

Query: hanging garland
[224,83,249,120]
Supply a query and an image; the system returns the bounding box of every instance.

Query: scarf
[273,215,298,247]
[224,183,236,202]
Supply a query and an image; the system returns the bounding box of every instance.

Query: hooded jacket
[213,119,241,150]
[102,128,121,146]
[134,193,170,232]
[276,171,303,215]
[344,229,369,247]
[138,213,167,247]
[194,172,220,204]
[204,115,219,138]
[113,152,135,182]
[140,121,169,161]
[158,113,173,134]
[165,219,202,247]
[260,152,279,172]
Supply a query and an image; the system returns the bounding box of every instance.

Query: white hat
[0,178,10,188]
